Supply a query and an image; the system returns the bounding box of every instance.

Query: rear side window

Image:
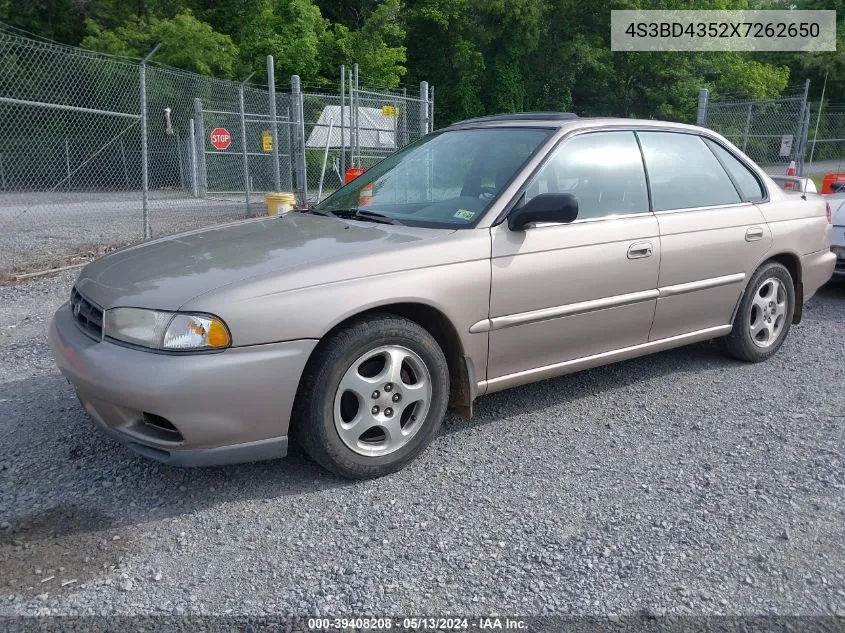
[524,131,649,220]
[638,132,741,211]
[704,139,765,202]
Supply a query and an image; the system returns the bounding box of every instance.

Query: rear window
[638,132,741,211]
[704,139,765,202]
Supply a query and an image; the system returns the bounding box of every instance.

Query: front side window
[704,139,766,202]
[315,128,552,228]
[522,131,649,220]
[638,132,741,211]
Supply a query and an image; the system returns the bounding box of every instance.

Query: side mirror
[507,193,578,231]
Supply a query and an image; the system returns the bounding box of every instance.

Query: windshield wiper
[325,209,400,225]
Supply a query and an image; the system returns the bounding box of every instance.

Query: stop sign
[210,127,231,151]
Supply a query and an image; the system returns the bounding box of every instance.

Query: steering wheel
[478,185,497,200]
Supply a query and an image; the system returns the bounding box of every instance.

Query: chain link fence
[0,25,433,279]
[698,86,811,177]
[300,75,431,203]
[700,84,845,186]
[806,104,845,180]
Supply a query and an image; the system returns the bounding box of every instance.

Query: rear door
[638,131,773,341]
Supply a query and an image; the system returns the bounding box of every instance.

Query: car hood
[75,213,454,310]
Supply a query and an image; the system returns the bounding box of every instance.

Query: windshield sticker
[454,209,475,221]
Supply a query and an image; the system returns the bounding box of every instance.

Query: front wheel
[292,314,450,479]
[720,261,795,362]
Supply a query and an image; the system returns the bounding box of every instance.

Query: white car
[831,195,845,278]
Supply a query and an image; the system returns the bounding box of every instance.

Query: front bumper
[49,303,317,466]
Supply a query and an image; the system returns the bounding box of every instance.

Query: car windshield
[314,127,553,228]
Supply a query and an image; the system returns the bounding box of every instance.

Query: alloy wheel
[333,345,432,457]
[749,277,787,348]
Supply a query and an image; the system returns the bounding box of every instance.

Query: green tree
[238,0,332,84]
[82,11,239,78]
[406,0,545,123]
[331,0,407,88]
[783,0,845,103]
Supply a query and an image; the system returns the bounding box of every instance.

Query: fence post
[140,60,148,238]
[796,79,811,176]
[349,68,355,167]
[291,75,308,205]
[340,64,346,178]
[193,98,207,196]
[139,44,160,240]
[807,71,829,172]
[420,81,429,136]
[239,83,251,217]
[353,64,360,168]
[696,88,709,126]
[284,106,293,191]
[267,56,282,192]
[189,118,198,197]
[742,103,753,153]
[402,87,408,146]
[429,84,434,133]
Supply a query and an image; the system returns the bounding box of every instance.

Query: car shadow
[444,338,733,435]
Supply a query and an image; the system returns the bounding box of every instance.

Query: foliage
[82,11,240,78]
[4,0,837,125]
[238,0,331,83]
[333,0,406,88]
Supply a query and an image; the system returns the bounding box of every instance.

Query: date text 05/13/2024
[307,617,529,630]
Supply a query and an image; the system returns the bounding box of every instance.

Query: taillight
[826,202,832,224]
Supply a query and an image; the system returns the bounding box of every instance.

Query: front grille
[70,287,104,340]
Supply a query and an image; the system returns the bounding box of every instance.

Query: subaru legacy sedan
[50,113,835,479]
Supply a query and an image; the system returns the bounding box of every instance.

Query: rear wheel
[720,261,795,362]
[293,314,449,479]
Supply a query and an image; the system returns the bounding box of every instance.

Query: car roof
[444,113,704,134]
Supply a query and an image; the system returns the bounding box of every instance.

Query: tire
[720,261,795,362]
[292,313,450,479]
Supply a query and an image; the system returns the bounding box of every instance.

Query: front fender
[184,259,492,387]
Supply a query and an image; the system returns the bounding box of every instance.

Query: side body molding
[470,273,746,334]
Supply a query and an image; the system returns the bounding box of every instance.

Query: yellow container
[265,192,297,216]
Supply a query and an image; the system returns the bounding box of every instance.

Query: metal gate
[197,99,295,200]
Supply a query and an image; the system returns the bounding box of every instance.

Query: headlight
[104,308,231,351]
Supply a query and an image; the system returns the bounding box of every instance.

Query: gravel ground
[0,271,843,618]
[0,192,261,277]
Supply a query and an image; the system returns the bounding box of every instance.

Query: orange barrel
[345,167,366,183]
[821,173,845,194]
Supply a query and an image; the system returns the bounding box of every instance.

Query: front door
[486,130,660,382]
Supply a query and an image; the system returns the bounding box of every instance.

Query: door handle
[745,226,764,242]
[628,241,653,259]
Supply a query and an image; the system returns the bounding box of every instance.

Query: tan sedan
[50,114,836,478]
